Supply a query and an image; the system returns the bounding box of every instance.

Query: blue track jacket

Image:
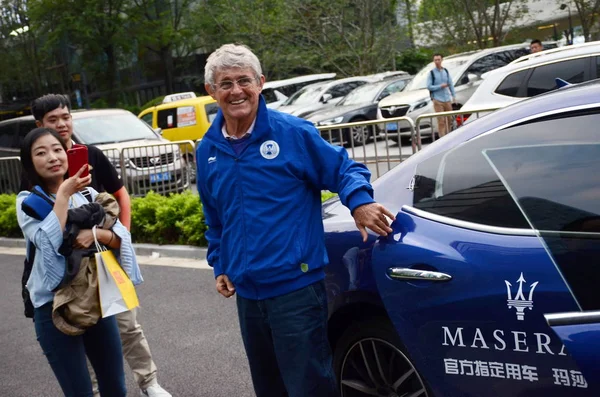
[196,96,375,300]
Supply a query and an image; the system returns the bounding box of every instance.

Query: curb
[0,237,207,260]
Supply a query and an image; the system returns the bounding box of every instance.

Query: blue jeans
[236,280,339,397]
[34,302,126,397]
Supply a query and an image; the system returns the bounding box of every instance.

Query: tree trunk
[161,46,175,94]
[105,45,118,106]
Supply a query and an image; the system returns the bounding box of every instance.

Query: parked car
[0,109,189,196]
[262,73,337,109]
[377,42,556,138]
[324,79,600,396]
[278,77,376,118]
[461,41,600,115]
[308,75,412,146]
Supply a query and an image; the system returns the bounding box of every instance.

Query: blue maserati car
[323,79,600,396]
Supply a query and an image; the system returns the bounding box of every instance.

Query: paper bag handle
[92,225,107,252]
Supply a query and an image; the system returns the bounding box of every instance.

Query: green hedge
[0,191,338,246]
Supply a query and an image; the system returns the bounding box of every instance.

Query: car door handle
[387,267,452,282]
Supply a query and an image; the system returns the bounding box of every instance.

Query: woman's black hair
[20,127,67,193]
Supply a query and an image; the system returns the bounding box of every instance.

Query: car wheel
[345,117,370,147]
[333,318,429,397]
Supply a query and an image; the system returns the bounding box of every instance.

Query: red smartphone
[67,144,89,177]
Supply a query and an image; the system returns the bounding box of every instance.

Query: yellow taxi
[138,92,218,143]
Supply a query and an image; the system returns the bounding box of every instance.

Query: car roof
[0,108,135,125]
[263,73,337,89]
[483,42,600,81]
[143,95,216,113]
[510,41,600,64]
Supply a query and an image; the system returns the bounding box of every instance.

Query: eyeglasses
[214,77,256,91]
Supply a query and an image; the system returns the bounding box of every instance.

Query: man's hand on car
[353,203,396,242]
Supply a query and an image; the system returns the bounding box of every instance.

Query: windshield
[283,84,326,106]
[405,59,468,91]
[338,83,383,106]
[73,113,159,144]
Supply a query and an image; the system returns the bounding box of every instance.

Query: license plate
[150,171,171,183]
[386,122,398,131]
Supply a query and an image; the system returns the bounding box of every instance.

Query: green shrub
[0,194,20,237]
[0,190,338,246]
[140,96,166,112]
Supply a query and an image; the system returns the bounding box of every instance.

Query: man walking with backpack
[427,53,456,137]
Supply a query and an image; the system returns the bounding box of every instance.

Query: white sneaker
[140,383,172,397]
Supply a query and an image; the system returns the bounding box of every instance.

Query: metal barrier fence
[102,140,196,197]
[0,108,501,195]
[0,156,23,194]
[414,107,499,146]
[317,116,416,181]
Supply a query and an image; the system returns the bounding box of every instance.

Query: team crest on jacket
[260,140,280,160]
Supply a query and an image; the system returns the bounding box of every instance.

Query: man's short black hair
[31,94,71,122]
[530,39,542,46]
[433,53,443,59]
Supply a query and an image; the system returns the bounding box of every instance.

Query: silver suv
[0,109,189,196]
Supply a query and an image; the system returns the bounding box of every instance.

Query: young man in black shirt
[26,94,171,397]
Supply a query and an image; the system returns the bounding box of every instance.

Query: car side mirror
[154,128,163,135]
[467,73,479,83]
[321,93,333,103]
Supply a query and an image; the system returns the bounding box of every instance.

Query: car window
[596,56,600,79]
[466,54,504,77]
[140,113,153,127]
[495,70,529,97]
[204,103,219,123]
[16,120,37,148]
[498,48,529,64]
[483,110,600,310]
[526,58,587,96]
[328,81,365,99]
[73,113,158,144]
[157,106,197,129]
[0,122,17,149]
[413,108,600,233]
[380,80,408,99]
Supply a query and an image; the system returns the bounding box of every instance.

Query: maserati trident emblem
[505,273,539,321]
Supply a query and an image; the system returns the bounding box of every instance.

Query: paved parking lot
[0,253,255,397]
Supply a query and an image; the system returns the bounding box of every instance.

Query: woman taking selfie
[16,127,142,396]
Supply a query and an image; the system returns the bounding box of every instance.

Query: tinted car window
[157,106,197,129]
[483,110,600,310]
[329,81,365,99]
[495,70,529,97]
[526,58,587,96]
[412,110,600,230]
[204,103,219,123]
[498,48,529,64]
[16,120,37,148]
[0,122,17,149]
[140,113,153,126]
[467,54,504,77]
[596,56,600,79]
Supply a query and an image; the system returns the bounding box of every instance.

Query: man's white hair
[204,44,262,86]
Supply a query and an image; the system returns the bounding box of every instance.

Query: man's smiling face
[207,67,265,124]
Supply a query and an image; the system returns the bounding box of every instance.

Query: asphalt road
[0,253,254,397]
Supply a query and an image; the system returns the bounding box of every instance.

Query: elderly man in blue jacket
[196,43,395,397]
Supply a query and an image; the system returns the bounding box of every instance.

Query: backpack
[22,188,93,319]
[429,68,449,100]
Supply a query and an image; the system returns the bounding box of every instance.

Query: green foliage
[0,194,20,237]
[396,48,435,74]
[140,96,166,112]
[0,190,340,246]
[130,191,207,246]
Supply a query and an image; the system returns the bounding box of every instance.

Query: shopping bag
[93,226,139,318]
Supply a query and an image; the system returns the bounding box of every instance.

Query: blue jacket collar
[204,95,271,153]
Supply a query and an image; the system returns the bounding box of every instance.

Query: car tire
[344,117,370,147]
[333,318,429,397]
